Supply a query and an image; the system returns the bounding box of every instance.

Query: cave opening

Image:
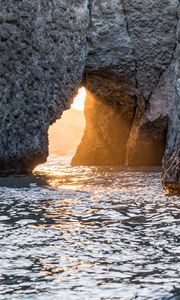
[72,72,138,166]
[45,72,168,169]
[71,72,168,167]
[48,87,86,159]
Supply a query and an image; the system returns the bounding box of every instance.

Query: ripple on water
[0,156,179,300]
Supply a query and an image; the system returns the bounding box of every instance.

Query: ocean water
[0,155,180,300]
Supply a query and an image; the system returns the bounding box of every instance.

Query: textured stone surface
[0,0,89,173]
[161,12,180,193]
[74,0,180,193]
[86,0,136,88]
[121,0,178,99]
[73,0,180,191]
[0,0,180,192]
[162,62,180,193]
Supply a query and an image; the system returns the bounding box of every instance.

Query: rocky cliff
[0,1,89,173]
[0,1,180,193]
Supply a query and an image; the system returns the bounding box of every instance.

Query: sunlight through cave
[48,87,86,158]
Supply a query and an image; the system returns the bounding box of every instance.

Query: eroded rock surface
[0,1,180,192]
[162,61,180,194]
[73,0,180,193]
[0,0,89,173]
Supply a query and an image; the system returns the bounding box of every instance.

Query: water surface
[0,156,180,300]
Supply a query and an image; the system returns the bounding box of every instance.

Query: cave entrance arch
[72,71,168,167]
[46,71,168,168]
[72,72,136,166]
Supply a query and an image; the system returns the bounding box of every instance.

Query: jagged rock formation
[0,1,89,173]
[0,1,180,193]
[73,0,180,194]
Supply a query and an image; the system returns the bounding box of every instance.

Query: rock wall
[0,1,180,192]
[73,0,180,193]
[0,0,89,173]
[162,60,180,193]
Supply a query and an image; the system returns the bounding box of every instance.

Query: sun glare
[43,87,86,158]
[71,87,86,111]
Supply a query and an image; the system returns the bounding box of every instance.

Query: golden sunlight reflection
[71,87,86,111]
[48,87,86,157]
[40,261,95,281]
